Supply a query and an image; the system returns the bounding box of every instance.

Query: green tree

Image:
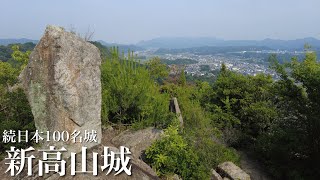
[0,61,18,88]
[260,49,320,179]
[11,45,31,70]
[220,63,227,73]
[178,69,186,86]
[0,46,34,156]
[146,57,169,83]
[207,66,276,145]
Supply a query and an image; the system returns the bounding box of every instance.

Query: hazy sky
[1,0,319,44]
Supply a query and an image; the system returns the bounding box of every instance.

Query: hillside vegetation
[0,43,319,179]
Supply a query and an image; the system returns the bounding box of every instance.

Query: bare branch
[84,26,95,42]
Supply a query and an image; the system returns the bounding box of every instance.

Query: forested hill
[3,37,320,50]
[0,38,38,45]
[0,42,36,62]
[137,37,320,49]
[97,40,144,52]
[0,41,135,63]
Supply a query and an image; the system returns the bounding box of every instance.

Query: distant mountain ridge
[97,40,144,52]
[0,38,38,45]
[137,37,320,50]
[2,37,320,50]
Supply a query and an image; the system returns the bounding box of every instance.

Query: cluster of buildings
[136,50,278,78]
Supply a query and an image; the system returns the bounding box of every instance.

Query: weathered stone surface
[172,174,182,180]
[110,127,163,178]
[217,162,251,180]
[211,169,223,180]
[112,127,163,159]
[19,25,102,152]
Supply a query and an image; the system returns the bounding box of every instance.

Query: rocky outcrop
[217,162,251,180]
[211,169,223,180]
[110,127,163,178]
[112,127,163,159]
[19,25,102,152]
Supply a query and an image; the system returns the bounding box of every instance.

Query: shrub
[145,125,209,179]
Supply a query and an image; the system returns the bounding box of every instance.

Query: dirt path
[238,150,273,180]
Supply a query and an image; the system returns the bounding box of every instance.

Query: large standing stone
[19,25,102,152]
